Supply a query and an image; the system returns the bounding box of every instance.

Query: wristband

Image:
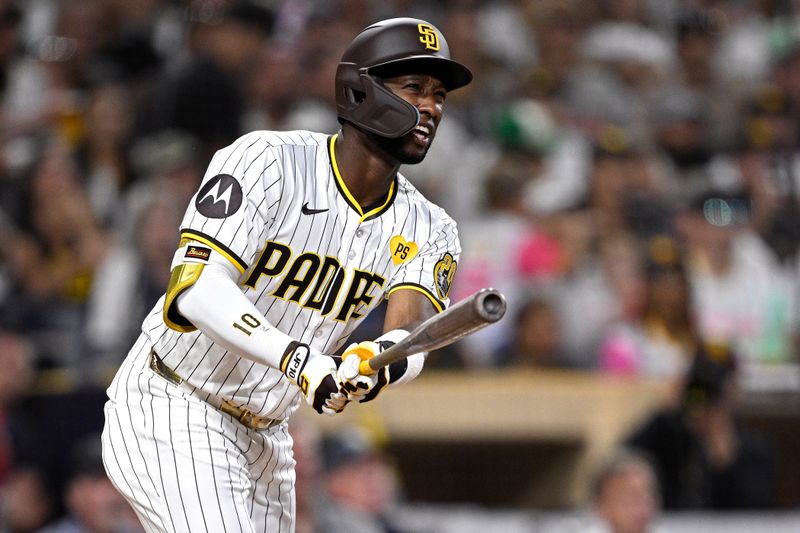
[280,341,311,384]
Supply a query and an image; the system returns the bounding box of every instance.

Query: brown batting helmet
[335,18,473,138]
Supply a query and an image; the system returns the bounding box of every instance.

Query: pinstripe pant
[102,335,297,533]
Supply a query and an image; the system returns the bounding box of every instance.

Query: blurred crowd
[0,0,799,530]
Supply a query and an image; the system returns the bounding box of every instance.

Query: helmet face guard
[335,18,472,139]
[336,65,420,138]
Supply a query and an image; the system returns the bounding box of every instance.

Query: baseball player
[101,17,471,533]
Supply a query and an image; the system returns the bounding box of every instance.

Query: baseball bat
[358,288,507,375]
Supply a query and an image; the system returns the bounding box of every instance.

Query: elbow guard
[163,241,216,332]
[164,262,204,332]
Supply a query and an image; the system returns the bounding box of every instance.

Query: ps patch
[185,245,211,261]
[195,174,243,218]
[389,235,418,265]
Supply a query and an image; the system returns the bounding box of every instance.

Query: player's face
[378,74,447,164]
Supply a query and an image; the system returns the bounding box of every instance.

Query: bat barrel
[474,288,506,323]
[360,288,508,375]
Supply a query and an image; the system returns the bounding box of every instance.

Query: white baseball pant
[101,335,297,533]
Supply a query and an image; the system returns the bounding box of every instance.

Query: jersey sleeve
[179,132,281,273]
[387,209,461,312]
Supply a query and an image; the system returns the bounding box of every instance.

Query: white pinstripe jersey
[141,130,460,420]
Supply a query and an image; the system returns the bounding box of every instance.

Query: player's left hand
[337,330,407,402]
[280,342,350,415]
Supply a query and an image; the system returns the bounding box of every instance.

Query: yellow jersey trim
[328,134,397,223]
[388,283,445,313]
[180,230,247,273]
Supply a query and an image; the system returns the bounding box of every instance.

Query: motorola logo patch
[196,174,243,218]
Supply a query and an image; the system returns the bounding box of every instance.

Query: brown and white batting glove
[280,342,349,415]
[337,329,409,403]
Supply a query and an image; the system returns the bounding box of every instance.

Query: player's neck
[335,127,400,208]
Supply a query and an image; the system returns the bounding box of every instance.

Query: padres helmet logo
[418,23,439,51]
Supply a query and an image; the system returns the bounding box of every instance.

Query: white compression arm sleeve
[175,257,301,369]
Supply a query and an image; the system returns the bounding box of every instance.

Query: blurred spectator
[575,10,677,141]
[712,0,773,85]
[541,208,617,369]
[675,10,720,92]
[38,434,141,533]
[0,0,89,164]
[705,87,800,268]
[243,46,304,132]
[74,83,136,230]
[316,426,407,533]
[0,0,20,94]
[580,20,675,87]
[0,467,52,533]
[289,419,323,533]
[285,15,356,133]
[474,0,536,74]
[589,448,662,533]
[124,129,204,236]
[587,128,670,237]
[544,220,652,370]
[673,8,744,149]
[525,1,588,98]
[598,242,697,382]
[648,87,715,202]
[0,331,36,485]
[495,294,567,368]
[8,139,109,375]
[599,233,647,330]
[774,43,800,127]
[149,0,274,160]
[452,153,557,366]
[627,344,777,509]
[675,190,796,365]
[492,97,593,216]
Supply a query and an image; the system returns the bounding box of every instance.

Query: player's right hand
[280,342,348,415]
[337,341,389,403]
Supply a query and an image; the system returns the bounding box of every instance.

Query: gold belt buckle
[220,399,277,430]
[150,350,183,385]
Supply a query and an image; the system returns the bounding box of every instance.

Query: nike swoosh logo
[301,202,328,215]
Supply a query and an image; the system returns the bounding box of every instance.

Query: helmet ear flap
[335,63,419,138]
[336,62,363,105]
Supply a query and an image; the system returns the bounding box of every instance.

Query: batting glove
[337,329,409,403]
[280,342,348,415]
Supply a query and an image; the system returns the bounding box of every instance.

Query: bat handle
[359,359,376,376]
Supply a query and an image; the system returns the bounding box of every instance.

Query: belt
[149,350,282,431]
